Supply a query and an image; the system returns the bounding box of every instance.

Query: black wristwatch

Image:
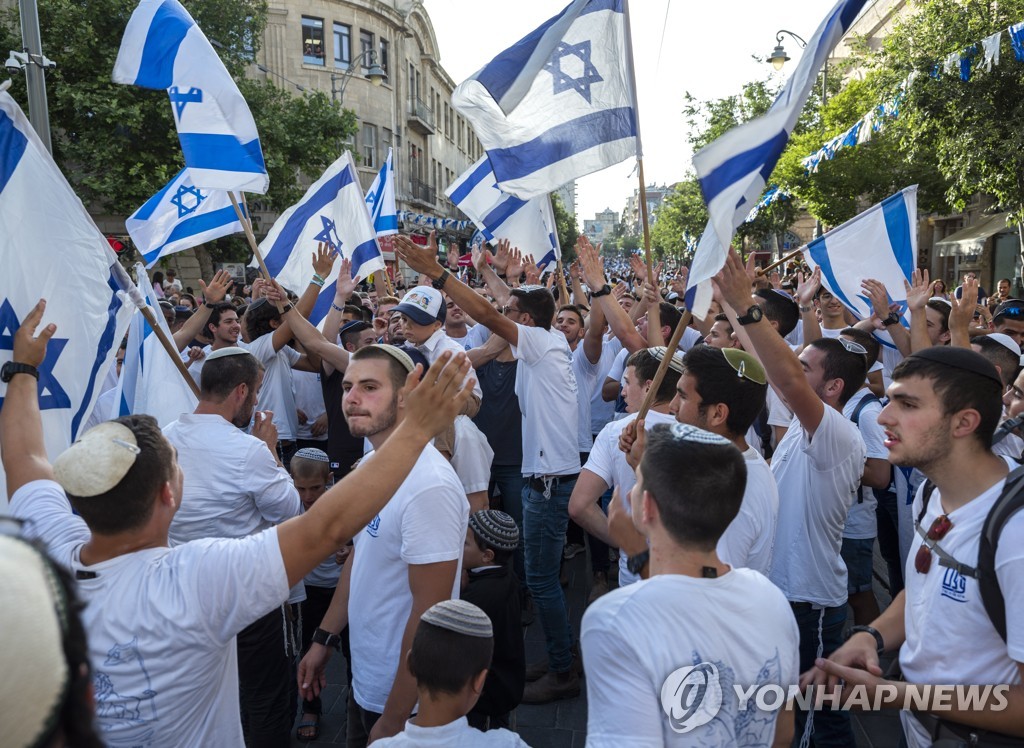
[847,624,885,654]
[591,283,612,298]
[311,627,341,651]
[736,305,764,326]
[1,362,39,382]
[882,311,901,327]
[431,269,451,290]
[626,549,650,575]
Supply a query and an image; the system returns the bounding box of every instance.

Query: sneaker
[588,571,610,604]
[522,669,581,704]
[563,542,585,560]
[525,659,549,682]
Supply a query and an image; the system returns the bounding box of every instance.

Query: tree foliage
[650,179,706,260]
[551,192,579,263]
[0,0,358,220]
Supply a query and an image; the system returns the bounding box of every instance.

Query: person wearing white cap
[1,299,475,748]
[581,424,798,747]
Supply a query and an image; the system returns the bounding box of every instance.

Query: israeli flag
[365,147,397,236]
[804,186,918,330]
[260,151,384,325]
[127,168,245,268]
[452,0,639,199]
[113,0,269,193]
[686,0,867,318]
[112,264,198,426]
[0,92,134,503]
[446,157,560,269]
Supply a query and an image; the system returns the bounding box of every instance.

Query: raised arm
[861,278,912,358]
[265,275,353,375]
[904,268,933,353]
[948,278,978,349]
[269,244,335,353]
[795,268,822,351]
[578,237,645,353]
[473,242,512,307]
[171,269,232,350]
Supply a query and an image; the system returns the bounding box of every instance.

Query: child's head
[464,510,519,568]
[407,600,494,710]
[290,448,332,511]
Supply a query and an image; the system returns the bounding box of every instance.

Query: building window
[333,23,351,69]
[434,91,441,129]
[458,118,465,152]
[362,123,378,169]
[360,30,374,73]
[378,38,389,75]
[382,128,393,159]
[302,17,325,66]
[444,103,452,140]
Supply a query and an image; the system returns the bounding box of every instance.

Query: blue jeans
[523,475,577,672]
[791,603,854,748]
[490,464,525,581]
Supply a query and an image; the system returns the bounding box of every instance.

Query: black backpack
[848,393,881,503]
[917,465,1024,642]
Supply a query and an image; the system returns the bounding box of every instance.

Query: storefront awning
[933,213,1009,257]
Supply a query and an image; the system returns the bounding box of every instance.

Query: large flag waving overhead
[452,0,640,200]
[260,151,384,325]
[0,91,134,503]
[127,168,245,268]
[365,148,397,236]
[686,0,868,318]
[446,157,560,266]
[113,0,269,193]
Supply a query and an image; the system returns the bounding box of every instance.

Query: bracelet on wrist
[331,301,345,313]
[310,274,326,288]
[799,304,813,313]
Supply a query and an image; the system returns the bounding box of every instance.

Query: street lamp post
[331,49,387,105]
[768,28,827,238]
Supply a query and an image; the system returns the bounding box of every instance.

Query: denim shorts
[841,536,875,594]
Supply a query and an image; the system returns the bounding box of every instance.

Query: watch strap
[847,624,884,654]
[431,269,451,290]
[311,627,341,651]
[626,549,650,575]
[736,305,762,326]
[591,284,612,298]
[1,362,40,382]
[882,312,900,327]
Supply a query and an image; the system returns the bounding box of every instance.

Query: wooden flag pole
[755,247,804,277]
[229,192,284,312]
[556,259,571,305]
[139,305,201,399]
[637,159,656,289]
[635,310,691,421]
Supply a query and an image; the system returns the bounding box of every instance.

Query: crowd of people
[2,233,1022,748]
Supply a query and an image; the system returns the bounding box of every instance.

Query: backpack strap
[977,465,1024,642]
[917,480,936,525]
[849,393,881,428]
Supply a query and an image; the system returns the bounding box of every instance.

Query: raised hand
[577,237,608,291]
[394,231,444,277]
[670,267,689,295]
[336,258,360,299]
[12,299,56,367]
[904,268,931,312]
[198,269,233,304]
[712,249,757,312]
[506,247,524,282]
[629,253,646,281]
[795,267,822,307]
[493,239,511,275]
[523,253,541,286]
[860,279,892,320]
[949,277,979,332]
[312,242,336,279]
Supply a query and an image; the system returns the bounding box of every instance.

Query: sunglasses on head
[838,338,868,355]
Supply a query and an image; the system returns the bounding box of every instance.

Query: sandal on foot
[296,715,320,742]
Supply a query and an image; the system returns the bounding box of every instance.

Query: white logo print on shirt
[941,567,968,603]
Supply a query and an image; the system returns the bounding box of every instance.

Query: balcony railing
[410,177,435,205]
[407,97,435,134]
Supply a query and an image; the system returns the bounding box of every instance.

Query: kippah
[340,319,370,336]
[985,332,1022,357]
[53,421,140,498]
[649,346,685,374]
[368,344,414,373]
[666,423,733,446]
[929,297,953,308]
[721,347,767,385]
[908,346,1002,385]
[206,346,250,361]
[293,448,329,463]
[468,510,520,551]
[420,599,493,638]
[0,536,69,748]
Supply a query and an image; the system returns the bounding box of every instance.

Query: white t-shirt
[163,413,301,545]
[676,325,703,352]
[188,341,251,387]
[348,445,469,713]
[584,410,677,585]
[900,477,1024,748]
[717,447,779,576]
[248,333,301,440]
[511,325,582,477]
[571,343,597,452]
[11,480,290,747]
[449,322,491,351]
[293,369,328,442]
[374,717,529,747]
[768,405,866,607]
[581,570,799,747]
[84,385,120,433]
[451,414,495,494]
[418,328,483,402]
[766,386,793,428]
[590,337,624,434]
[843,388,886,540]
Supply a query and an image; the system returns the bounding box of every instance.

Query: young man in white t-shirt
[395,233,583,705]
[581,423,798,747]
[296,345,470,746]
[716,249,867,747]
[0,301,475,748]
[806,347,1024,746]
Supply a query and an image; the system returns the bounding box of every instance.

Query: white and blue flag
[446,157,560,270]
[686,0,868,318]
[804,186,918,334]
[452,0,639,200]
[365,147,397,236]
[127,168,244,268]
[260,151,384,325]
[112,264,198,426]
[113,0,269,193]
[0,92,134,503]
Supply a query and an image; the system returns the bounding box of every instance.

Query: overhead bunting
[398,210,470,232]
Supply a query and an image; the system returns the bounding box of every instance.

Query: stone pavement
[289,547,904,747]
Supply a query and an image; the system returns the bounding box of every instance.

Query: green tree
[650,179,707,260]
[551,192,579,262]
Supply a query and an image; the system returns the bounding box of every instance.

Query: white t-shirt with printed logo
[248,333,301,441]
[768,405,866,607]
[581,570,799,747]
[511,324,582,477]
[900,476,1024,748]
[348,445,469,713]
[842,388,886,540]
[717,447,779,576]
[11,480,290,747]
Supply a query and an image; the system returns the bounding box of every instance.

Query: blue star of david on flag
[168,86,203,120]
[169,183,206,218]
[314,215,343,252]
[0,299,71,411]
[544,40,603,104]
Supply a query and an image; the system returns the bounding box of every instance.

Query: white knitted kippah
[420,599,493,638]
[52,421,140,498]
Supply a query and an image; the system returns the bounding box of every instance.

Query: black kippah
[907,346,1002,386]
